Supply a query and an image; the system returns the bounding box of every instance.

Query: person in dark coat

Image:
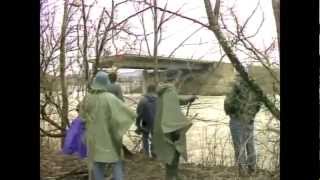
[135,84,157,157]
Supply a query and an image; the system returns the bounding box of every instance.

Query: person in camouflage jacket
[224,75,261,176]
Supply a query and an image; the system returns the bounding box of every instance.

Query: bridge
[90,54,279,95]
[92,54,212,71]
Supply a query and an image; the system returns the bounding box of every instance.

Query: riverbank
[40,144,279,180]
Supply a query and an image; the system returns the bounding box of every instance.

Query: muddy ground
[40,145,279,180]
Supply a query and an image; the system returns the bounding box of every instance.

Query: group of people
[64,68,262,180]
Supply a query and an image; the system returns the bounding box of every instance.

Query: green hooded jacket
[80,90,136,163]
[224,79,261,123]
[152,83,192,165]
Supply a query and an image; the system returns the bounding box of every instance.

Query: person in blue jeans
[224,74,261,176]
[92,161,123,180]
[135,84,157,157]
[80,71,136,180]
[107,71,129,179]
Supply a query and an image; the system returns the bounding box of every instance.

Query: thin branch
[150,6,210,29]
[140,12,152,56]
[168,26,204,57]
[241,0,261,33]
[203,0,280,120]
[108,7,153,32]
[40,127,65,138]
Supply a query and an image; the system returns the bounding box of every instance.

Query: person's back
[136,85,157,156]
[136,85,157,132]
[82,91,123,160]
[80,71,136,180]
[142,95,157,129]
[108,72,124,101]
[108,83,124,101]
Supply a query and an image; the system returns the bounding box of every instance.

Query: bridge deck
[91,54,213,70]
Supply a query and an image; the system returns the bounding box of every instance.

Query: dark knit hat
[166,67,180,81]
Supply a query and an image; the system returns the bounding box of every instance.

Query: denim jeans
[142,132,152,157]
[229,117,256,169]
[92,160,124,180]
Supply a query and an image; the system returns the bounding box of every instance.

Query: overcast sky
[44,0,279,73]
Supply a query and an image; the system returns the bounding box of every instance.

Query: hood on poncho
[90,71,110,91]
[80,92,136,163]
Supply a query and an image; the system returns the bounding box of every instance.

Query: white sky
[43,0,279,73]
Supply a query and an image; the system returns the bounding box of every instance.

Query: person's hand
[189,95,198,103]
[171,131,180,142]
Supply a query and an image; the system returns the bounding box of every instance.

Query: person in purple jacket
[62,104,87,158]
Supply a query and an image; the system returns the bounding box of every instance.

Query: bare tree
[79,0,93,88]
[41,0,64,138]
[40,0,81,141]
[272,0,280,49]
[202,0,279,120]
[40,0,153,144]
[59,0,81,146]
[143,0,280,120]
[219,2,279,93]
[59,0,70,145]
[134,0,192,83]
[90,0,152,78]
[152,0,159,82]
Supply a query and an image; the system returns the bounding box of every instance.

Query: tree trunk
[153,0,159,83]
[81,0,89,89]
[272,0,280,50]
[203,0,280,120]
[59,0,70,147]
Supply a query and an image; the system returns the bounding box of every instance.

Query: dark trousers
[142,132,151,156]
[165,150,180,180]
[165,131,181,180]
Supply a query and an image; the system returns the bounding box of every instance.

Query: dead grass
[40,143,279,180]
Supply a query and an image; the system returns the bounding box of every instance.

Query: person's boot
[238,165,248,177]
[165,176,181,180]
[176,175,183,180]
[150,152,157,160]
[165,168,180,180]
[248,165,256,176]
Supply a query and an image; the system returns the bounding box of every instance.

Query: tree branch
[40,127,65,138]
[203,0,280,120]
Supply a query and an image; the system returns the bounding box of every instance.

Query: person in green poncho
[79,71,136,180]
[152,68,197,180]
